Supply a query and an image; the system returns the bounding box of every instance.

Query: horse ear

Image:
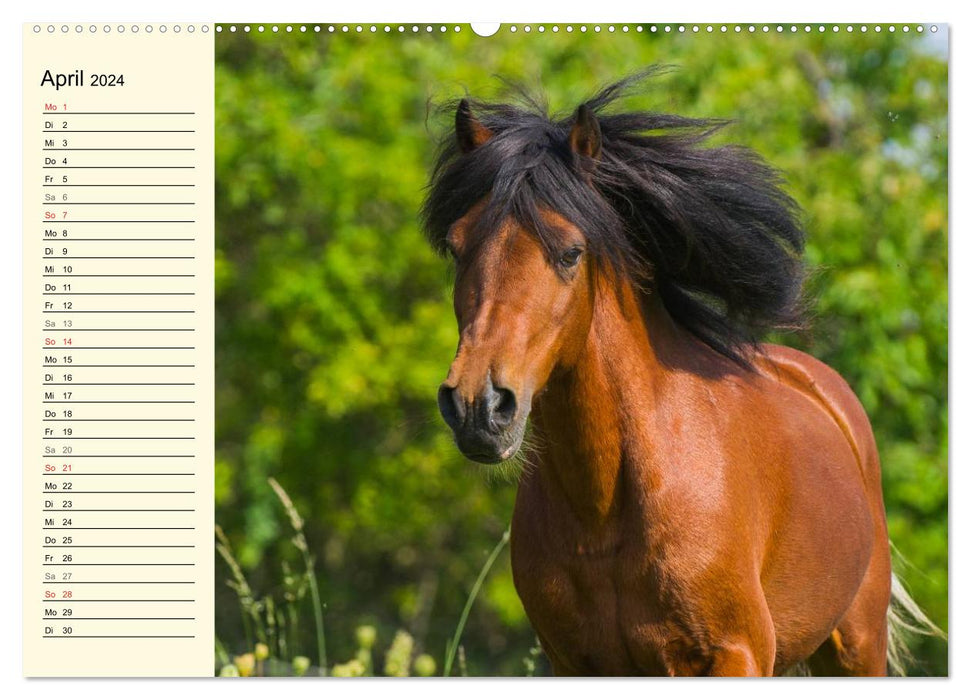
[455,98,494,153]
[569,104,602,161]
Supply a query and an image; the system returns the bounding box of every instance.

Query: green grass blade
[443,528,510,677]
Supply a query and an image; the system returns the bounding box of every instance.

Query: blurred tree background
[214,25,947,676]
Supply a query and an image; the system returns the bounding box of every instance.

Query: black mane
[421,70,806,367]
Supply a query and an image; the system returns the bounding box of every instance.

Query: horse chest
[510,529,695,675]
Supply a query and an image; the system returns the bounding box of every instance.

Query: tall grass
[217,478,511,677]
[268,477,328,674]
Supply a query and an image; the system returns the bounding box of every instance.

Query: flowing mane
[421,70,807,366]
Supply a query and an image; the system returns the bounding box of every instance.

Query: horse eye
[559,246,583,268]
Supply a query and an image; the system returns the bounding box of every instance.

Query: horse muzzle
[438,377,527,464]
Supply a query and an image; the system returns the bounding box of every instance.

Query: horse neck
[530,277,676,528]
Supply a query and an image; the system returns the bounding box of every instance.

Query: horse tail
[886,568,946,676]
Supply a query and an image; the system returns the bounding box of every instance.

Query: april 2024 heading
[40,70,126,89]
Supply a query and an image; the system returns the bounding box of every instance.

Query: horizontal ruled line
[44,418,195,421]
[43,636,196,639]
[43,130,196,133]
[44,184,195,187]
[41,364,195,369]
[43,383,196,386]
[43,310,195,313]
[43,148,195,151]
[43,563,195,566]
[42,365,195,368]
[44,600,193,603]
[40,329,195,332]
[44,596,196,603]
[42,491,194,494]
[40,202,195,205]
[44,526,196,529]
[42,581,195,584]
[43,617,196,620]
[39,455,195,458]
[43,111,196,115]
[43,544,195,547]
[43,274,196,278]
[42,238,196,242]
[43,439,193,443]
[43,166,195,169]
[43,401,195,404]
[43,292,196,296]
[43,509,195,511]
[44,438,193,442]
[42,223,195,226]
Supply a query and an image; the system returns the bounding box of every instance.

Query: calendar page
[20,20,950,680]
[22,23,215,677]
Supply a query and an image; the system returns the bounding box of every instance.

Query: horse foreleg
[707,640,774,677]
[703,586,778,677]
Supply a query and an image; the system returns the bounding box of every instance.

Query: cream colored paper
[22,24,214,677]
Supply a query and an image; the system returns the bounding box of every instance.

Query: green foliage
[215,26,947,675]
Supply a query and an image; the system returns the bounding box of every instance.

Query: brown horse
[422,74,938,676]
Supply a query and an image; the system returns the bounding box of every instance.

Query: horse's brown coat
[444,208,891,676]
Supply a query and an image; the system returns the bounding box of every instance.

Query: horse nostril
[489,386,518,428]
[438,384,466,429]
